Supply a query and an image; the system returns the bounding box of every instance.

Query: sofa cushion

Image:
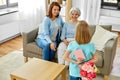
[91,25,118,51]
[26,42,42,55]
[26,42,58,58]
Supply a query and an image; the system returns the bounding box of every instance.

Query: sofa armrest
[22,28,38,45]
[102,37,118,75]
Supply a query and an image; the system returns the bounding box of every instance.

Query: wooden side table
[10,58,67,80]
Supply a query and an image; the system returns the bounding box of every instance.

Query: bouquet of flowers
[80,62,98,80]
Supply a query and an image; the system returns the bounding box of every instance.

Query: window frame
[0,0,18,9]
[101,0,118,8]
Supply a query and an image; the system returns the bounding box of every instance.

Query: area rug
[0,51,24,80]
[0,49,120,80]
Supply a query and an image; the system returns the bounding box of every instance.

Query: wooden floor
[0,35,120,57]
[0,36,23,57]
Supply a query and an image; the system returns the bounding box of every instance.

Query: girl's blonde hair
[75,20,91,44]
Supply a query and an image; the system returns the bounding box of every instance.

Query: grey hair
[69,7,81,16]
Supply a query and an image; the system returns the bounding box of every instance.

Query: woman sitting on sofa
[57,7,81,65]
[36,1,64,61]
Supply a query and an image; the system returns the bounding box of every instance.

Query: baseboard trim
[0,33,21,44]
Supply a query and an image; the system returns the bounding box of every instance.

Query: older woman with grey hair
[57,7,81,65]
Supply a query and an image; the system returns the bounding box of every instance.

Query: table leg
[61,67,67,80]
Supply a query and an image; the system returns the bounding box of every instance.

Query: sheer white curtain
[73,0,101,25]
[18,0,46,32]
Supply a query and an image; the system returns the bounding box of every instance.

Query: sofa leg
[104,75,108,80]
[24,57,28,63]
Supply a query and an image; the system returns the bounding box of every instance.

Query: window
[0,0,18,9]
[101,0,120,10]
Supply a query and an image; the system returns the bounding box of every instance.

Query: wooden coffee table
[10,58,67,80]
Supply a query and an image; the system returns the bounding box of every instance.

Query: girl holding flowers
[63,20,98,80]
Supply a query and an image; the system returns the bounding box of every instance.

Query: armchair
[22,27,43,62]
[89,25,118,80]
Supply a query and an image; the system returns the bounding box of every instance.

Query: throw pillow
[91,25,118,51]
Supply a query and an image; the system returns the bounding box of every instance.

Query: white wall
[99,9,120,31]
[72,0,120,31]
[0,12,20,43]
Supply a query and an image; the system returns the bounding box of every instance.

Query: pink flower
[89,62,95,67]
[80,69,87,77]
[91,72,97,78]
[87,72,95,79]
[81,63,91,71]
[80,62,97,80]
[82,77,89,80]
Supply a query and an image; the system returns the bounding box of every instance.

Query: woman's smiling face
[70,10,79,20]
[52,6,60,17]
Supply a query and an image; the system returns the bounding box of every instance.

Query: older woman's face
[70,11,79,20]
[52,6,60,17]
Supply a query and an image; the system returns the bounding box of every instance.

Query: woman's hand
[50,43,56,51]
[63,39,69,45]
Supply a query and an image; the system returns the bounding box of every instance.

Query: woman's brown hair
[75,20,91,44]
[47,2,61,18]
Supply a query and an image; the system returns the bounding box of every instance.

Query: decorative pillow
[91,25,118,51]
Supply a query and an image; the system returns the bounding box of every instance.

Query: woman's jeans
[36,38,57,61]
[70,76,82,80]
